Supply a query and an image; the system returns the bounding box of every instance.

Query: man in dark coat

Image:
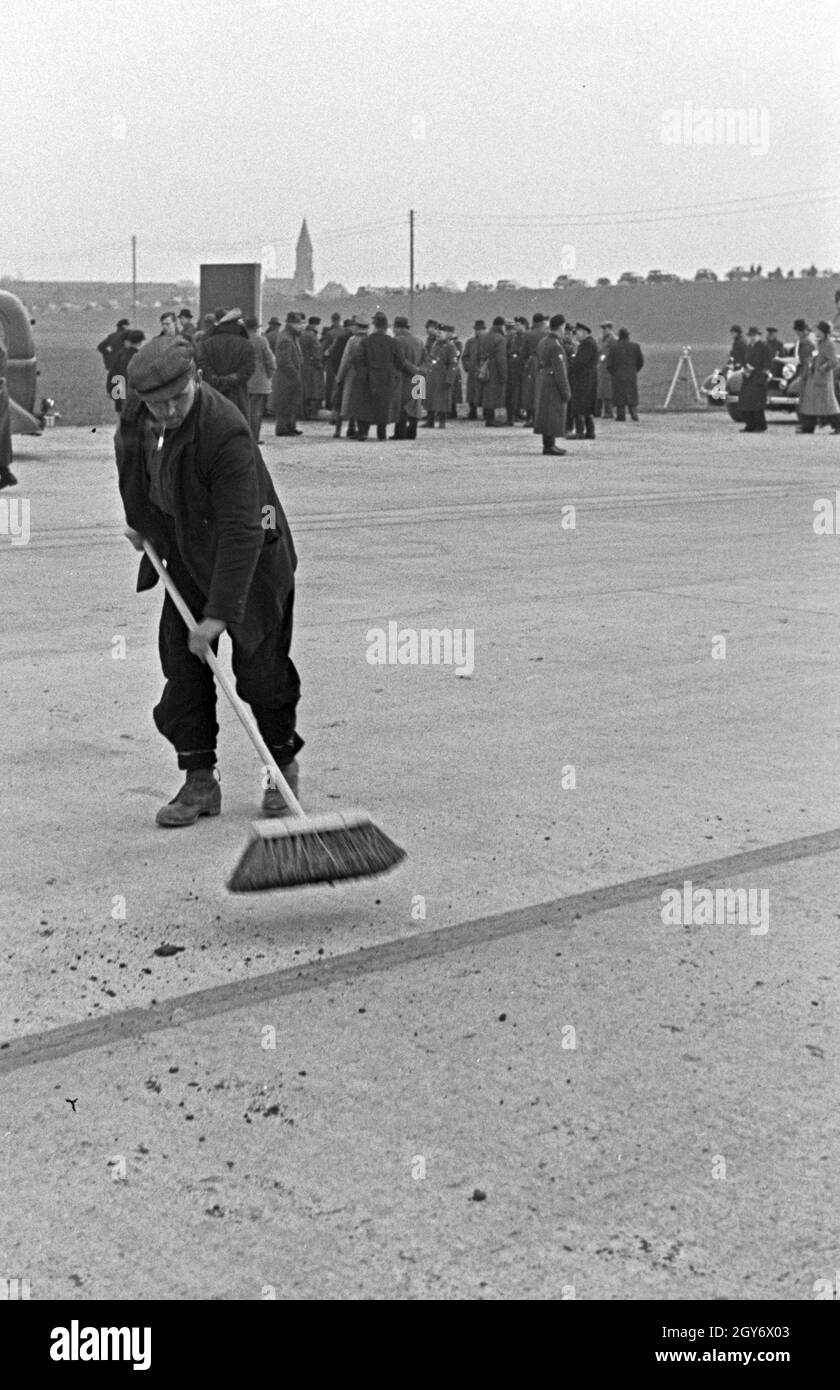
[355,312,419,440]
[567,323,598,439]
[422,325,457,428]
[320,313,343,407]
[107,329,146,413]
[326,319,354,415]
[461,320,485,419]
[300,318,325,419]
[195,309,255,423]
[390,316,426,439]
[98,319,130,374]
[737,327,773,432]
[270,312,305,436]
[729,325,748,369]
[606,328,644,421]
[520,313,547,425]
[115,335,302,826]
[505,319,526,424]
[533,314,570,455]
[477,317,508,426]
[176,309,196,341]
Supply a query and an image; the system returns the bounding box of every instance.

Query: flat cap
[394,315,410,328]
[730,324,742,334]
[127,335,195,398]
[217,307,243,325]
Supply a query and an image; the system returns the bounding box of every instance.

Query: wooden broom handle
[141,539,305,818]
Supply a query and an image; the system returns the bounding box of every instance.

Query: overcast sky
[4,0,838,287]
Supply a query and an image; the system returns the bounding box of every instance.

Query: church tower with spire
[294,218,314,293]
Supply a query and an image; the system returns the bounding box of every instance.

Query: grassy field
[34,331,725,426]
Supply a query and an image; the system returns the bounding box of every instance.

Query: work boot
[261,759,299,818]
[156,769,221,828]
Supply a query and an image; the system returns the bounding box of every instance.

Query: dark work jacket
[115,382,297,655]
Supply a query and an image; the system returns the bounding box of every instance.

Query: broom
[141,540,406,892]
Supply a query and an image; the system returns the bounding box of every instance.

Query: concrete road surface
[0,411,837,1299]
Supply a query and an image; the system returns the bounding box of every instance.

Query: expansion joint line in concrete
[2,827,838,1075]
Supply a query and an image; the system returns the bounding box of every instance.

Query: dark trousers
[483,407,496,426]
[357,421,388,440]
[571,413,595,438]
[153,549,302,773]
[798,414,840,433]
[741,410,767,432]
[274,415,298,435]
[248,393,267,441]
[393,412,419,439]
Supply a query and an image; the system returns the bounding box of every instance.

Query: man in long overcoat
[461,320,485,419]
[195,309,255,423]
[115,335,302,826]
[0,325,17,488]
[520,313,547,424]
[729,325,748,369]
[567,323,598,439]
[334,319,368,438]
[477,317,508,427]
[391,316,426,439]
[596,321,617,418]
[270,312,305,436]
[422,326,457,428]
[354,312,419,440]
[300,317,325,418]
[737,326,773,432]
[533,314,570,455]
[506,319,526,424]
[606,328,645,421]
[797,322,840,433]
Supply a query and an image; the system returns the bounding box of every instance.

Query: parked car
[701,341,801,422]
[596,277,612,287]
[618,271,644,284]
[694,268,718,282]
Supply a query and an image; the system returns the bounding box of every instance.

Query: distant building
[268,217,315,296]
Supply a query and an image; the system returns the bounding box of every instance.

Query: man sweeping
[114,334,303,828]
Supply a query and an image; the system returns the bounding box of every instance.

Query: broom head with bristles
[227,809,406,892]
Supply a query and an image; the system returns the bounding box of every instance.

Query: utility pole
[131,235,137,318]
[409,209,415,331]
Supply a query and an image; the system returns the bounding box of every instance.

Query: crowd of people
[97,308,646,457]
[726,304,840,433]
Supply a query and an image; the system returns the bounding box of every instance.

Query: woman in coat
[533,315,570,455]
[595,324,616,418]
[797,322,840,433]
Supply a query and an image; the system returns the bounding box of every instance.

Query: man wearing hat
[476,317,508,427]
[461,320,486,419]
[334,317,368,438]
[390,315,426,439]
[595,322,617,419]
[737,327,773,432]
[195,308,255,423]
[320,312,344,406]
[176,308,195,341]
[728,325,748,369]
[355,311,421,441]
[605,327,644,422]
[532,314,570,456]
[423,324,458,428]
[0,322,18,489]
[505,318,526,425]
[790,319,816,423]
[98,318,131,374]
[265,317,282,354]
[300,317,325,420]
[270,312,305,436]
[520,314,547,425]
[115,335,302,827]
[567,324,598,439]
[765,327,784,360]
